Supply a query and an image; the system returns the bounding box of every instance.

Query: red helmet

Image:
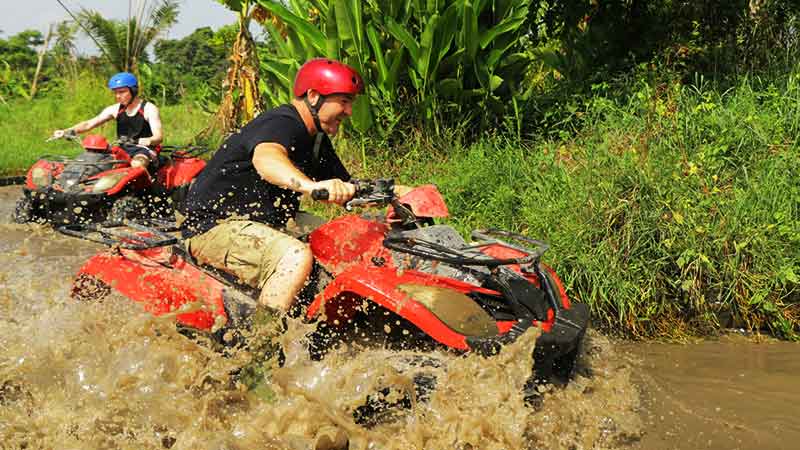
[293,58,364,97]
[82,134,109,151]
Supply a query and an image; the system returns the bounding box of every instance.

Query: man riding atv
[52,72,163,172]
[182,58,409,318]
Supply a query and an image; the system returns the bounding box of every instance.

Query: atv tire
[352,354,442,428]
[12,196,35,224]
[107,196,147,223]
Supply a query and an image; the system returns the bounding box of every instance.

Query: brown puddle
[626,338,800,450]
[0,185,797,449]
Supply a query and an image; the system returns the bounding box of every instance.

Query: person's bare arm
[252,142,354,204]
[53,105,116,137]
[139,103,163,146]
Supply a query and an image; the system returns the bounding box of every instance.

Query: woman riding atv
[52,72,164,172]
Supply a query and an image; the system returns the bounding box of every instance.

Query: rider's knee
[130,154,150,169]
[281,242,313,277]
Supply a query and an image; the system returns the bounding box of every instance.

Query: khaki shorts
[186,220,301,290]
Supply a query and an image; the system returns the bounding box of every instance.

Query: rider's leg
[257,241,313,311]
[130,154,150,170]
[186,220,312,312]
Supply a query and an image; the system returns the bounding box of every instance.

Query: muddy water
[628,339,800,450]
[0,183,796,450]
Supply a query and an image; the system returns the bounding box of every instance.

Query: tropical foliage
[203,0,271,135]
[255,0,535,137]
[77,0,179,73]
[148,26,232,105]
[0,30,44,101]
[50,20,80,78]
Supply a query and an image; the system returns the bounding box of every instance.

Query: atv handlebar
[310,189,330,201]
[311,178,396,211]
[46,129,79,143]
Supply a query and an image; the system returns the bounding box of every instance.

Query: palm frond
[78,1,180,73]
[79,10,127,71]
[151,0,179,28]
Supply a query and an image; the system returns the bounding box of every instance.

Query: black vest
[116,100,153,141]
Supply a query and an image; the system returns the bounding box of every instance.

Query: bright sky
[0,0,239,53]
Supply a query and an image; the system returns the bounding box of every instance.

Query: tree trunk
[31,24,54,100]
[197,4,262,141]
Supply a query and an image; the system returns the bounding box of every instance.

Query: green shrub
[342,72,799,339]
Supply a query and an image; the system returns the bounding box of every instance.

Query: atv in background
[68,180,590,418]
[13,131,207,226]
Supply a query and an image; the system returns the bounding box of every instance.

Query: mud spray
[0,223,641,450]
[2,186,796,450]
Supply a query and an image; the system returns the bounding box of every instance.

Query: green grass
[338,73,800,340]
[0,74,212,176]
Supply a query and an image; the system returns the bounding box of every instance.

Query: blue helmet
[108,72,139,100]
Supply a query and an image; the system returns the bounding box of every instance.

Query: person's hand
[311,179,355,205]
[53,128,76,138]
[49,129,76,141]
[118,135,134,145]
[137,137,151,147]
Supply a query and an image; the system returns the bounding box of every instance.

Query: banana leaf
[255,0,326,53]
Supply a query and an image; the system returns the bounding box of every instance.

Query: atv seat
[157,154,171,169]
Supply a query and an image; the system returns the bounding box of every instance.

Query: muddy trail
[0,184,797,450]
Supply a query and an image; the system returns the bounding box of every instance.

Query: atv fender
[306,266,501,350]
[156,157,206,189]
[386,184,449,219]
[25,159,62,190]
[75,249,227,330]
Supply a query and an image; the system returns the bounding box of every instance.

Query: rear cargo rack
[56,220,178,250]
[160,145,211,159]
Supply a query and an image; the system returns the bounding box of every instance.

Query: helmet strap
[303,95,325,134]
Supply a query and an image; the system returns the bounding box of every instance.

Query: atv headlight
[31,167,52,187]
[92,173,126,193]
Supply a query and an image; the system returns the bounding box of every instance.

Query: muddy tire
[107,196,146,223]
[71,273,111,302]
[352,354,442,427]
[12,196,35,224]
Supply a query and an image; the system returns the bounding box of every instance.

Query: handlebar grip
[311,189,329,201]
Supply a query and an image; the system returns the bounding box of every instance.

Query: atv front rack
[37,154,130,165]
[469,229,550,263]
[57,220,178,250]
[160,145,212,159]
[383,228,549,268]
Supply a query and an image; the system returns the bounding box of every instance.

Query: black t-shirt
[182,104,350,238]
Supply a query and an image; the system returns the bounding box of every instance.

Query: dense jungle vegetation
[1,0,798,339]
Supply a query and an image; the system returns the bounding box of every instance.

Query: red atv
[13,131,207,226]
[69,180,589,417]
